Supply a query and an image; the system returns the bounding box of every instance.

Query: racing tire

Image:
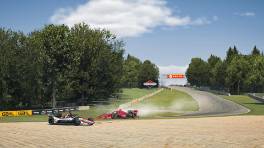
[127,111,135,119]
[88,118,94,122]
[112,112,118,119]
[48,117,54,125]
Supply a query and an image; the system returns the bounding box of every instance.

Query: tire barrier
[0,110,32,117]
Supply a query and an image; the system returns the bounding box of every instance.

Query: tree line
[0,23,159,110]
[121,54,159,88]
[186,46,264,94]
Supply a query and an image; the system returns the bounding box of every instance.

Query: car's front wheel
[112,112,118,119]
[48,117,54,125]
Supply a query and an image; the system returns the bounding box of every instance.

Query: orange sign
[167,74,185,79]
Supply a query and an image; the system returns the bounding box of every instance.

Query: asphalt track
[172,86,250,116]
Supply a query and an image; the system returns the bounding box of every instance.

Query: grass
[0,88,199,121]
[222,95,264,115]
[0,88,158,122]
[0,115,48,122]
[121,88,158,100]
[130,88,198,118]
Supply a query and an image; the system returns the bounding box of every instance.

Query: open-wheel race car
[97,109,138,119]
[48,112,95,126]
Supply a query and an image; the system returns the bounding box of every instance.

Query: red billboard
[167,74,185,79]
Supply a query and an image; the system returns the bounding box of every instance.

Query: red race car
[98,109,138,119]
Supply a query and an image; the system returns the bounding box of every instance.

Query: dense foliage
[121,54,159,88]
[0,24,159,109]
[186,46,264,94]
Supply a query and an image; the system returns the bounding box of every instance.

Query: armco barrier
[192,86,230,96]
[32,107,78,115]
[0,110,32,117]
[248,93,264,103]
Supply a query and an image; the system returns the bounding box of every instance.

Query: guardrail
[0,107,82,117]
[192,86,230,96]
[248,93,264,103]
[32,107,78,115]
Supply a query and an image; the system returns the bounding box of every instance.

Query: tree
[245,55,264,92]
[0,23,159,109]
[186,58,210,87]
[211,60,226,89]
[251,46,260,56]
[70,23,124,101]
[226,56,250,94]
[37,24,74,108]
[138,60,159,87]
[186,46,264,94]
[207,55,221,88]
[121,54,142,87]
[0,28,11,100]
[226,46,239,64]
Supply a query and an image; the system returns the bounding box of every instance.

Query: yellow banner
[0,110,32,117]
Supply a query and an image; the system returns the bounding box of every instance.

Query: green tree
[0,23,159,109]
[186,58,210,87]
[122,54,142,87]
[138,60,159,87]
[245,55,264,92]
[226,46,239,64]
[251,46,260,56]
[70,24,124,101]
[226,56,250,94]
[211,60,226,89]
[37,24,74,108]
[0,28,11,100]
[207,55,221,88]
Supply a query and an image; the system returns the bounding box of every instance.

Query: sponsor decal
[166,74,185,79]
[143,80,157,86]
[0,110,32,117]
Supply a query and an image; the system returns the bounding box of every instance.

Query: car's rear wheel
[112,112,118,119]
[88,118,94,121]
[48,117,54,125]
[127,111,134,118]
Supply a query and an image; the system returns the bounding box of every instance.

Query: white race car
[48,113,95,126]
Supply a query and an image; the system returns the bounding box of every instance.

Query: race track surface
[0,116,264,148]
[172,86,250,116]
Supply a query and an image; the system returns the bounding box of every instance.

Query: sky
[1,0,264,85]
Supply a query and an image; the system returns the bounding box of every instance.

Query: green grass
[131,89,198,118]
[73,88,159,118]
[0,88,158,122]
[120,88,158,100]
[222,95,264,115]
[0,115,48,122]
[0,88,199,121]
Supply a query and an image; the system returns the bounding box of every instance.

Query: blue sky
[1,0,263,84]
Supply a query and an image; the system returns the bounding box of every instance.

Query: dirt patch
[0,116,264,148]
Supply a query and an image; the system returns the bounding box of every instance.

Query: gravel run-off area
[0,116,264,148]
